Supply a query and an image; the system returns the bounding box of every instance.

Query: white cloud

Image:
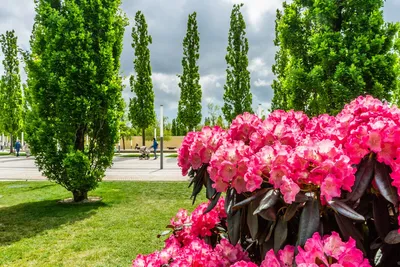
[249,57,270,77]
[254,78,270,87]
[223,0,284,30]
[152,72,179,95]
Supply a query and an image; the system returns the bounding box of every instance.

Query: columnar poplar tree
[25,0,127,202]
[0,30,23,153]
[177,12,202,130]
[222,3,253,122]
[129,11,156,146]
[271,0,400,116]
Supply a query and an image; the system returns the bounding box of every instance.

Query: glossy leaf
[335,213,365,253]
[203,192,221,214]
[253,190,279,215]
[190,165,207,204]
[384,230,400,244]
[205,172,216,200]
[274,217,288,252]
[225,188,242,246]
[328,199,365,222]
[294,191,309,203]
[228,209,241,246]
[374,161,398,206]
[258,207,277,221]
[297,199,320,246]
[232,188,270,211]
[284,203,299,221]
[247,202,259,240]
[346,155,374,203]
[265,220,276,243]
[373,195,390,239]
[225,188,235,214]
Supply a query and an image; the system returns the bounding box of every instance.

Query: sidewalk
[0,155,188,182]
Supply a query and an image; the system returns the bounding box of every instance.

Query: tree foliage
[25,0,127,201]
[271,0,400,116]
[129,11,156,146]
[177,12,202,130]
[0,30,23,153]
[222,3,253,122]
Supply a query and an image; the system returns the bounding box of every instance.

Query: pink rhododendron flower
[262,232,370,267]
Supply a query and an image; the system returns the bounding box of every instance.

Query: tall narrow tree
[222,3,253,122]
[25,0,127,202]
[129,11,156,146]
[177,12,202,131]
[271,0,400,116]
[0,30,23,153]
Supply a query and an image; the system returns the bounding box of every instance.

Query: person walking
[14,140,21,157]
[151,138,158,160]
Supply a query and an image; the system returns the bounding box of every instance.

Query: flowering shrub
[135,96,400,267]
[133,198,252,267]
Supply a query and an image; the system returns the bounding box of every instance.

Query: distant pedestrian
[15,140,21,157]
[151,138,158,159]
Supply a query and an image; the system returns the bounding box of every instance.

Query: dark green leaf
[384,230,400,244]
[297,198,320,246]
[294,191,309,203]
[274,217,288,252]
[203,192,221,214]
[190,164,207,204]
[257,220,272,244]
[232,188,270,211]
[346,155,374,203]
[284,203,300,221]
[373,195,390,239]
[225,188,235,214]
[374,161,398,206]
[247,202,259,240]
[205,173,216,200]
[265,220,276,243]
[258,207,277,221]
[335,213,365,253]
[228,209,241,245]
[254,190,279,215]
[157,230,171,238]
[328,199,365,222]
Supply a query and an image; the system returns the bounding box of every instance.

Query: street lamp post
[160,105,164,170]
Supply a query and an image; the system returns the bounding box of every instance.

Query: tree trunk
[9,134,13,153]
[73,190,88,202]
[75,126,85,151]
[122,136,125,150]
[142,128,145,146]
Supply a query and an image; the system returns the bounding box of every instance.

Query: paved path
[0,156,188,181]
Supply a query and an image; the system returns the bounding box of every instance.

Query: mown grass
[0,181,205,267]
[0,152,26,156]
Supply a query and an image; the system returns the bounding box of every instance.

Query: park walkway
[0,156,188,181]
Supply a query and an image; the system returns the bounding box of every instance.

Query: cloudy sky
[0,0,399,121]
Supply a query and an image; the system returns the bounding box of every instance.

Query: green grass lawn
[0,151,26,156]
[0,181,204,267]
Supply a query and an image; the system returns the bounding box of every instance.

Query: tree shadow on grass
[0,199,107,246]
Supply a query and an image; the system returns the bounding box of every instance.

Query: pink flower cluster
[178,126,227,176]
[335,96,400,197]
[133,198,252,267]
[264,232,371,267]
[208,114,355,203]
[179,96,400,205]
